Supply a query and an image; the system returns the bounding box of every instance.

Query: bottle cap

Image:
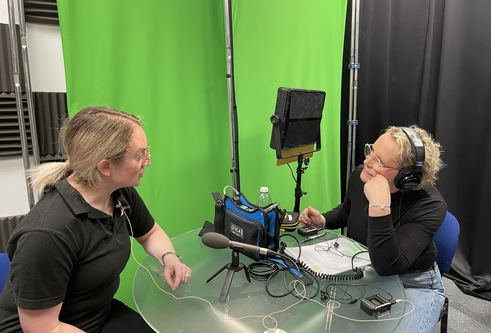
[260,186,269,193]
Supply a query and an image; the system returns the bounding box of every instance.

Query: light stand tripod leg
[206,250,250,302]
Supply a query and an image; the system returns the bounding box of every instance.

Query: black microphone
[202,232,278,257]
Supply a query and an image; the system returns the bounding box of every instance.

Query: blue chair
[433,211,460,333]
[0,253,11,292]
[434,211,460,274]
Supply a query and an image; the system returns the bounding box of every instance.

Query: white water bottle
[256,186,272,207]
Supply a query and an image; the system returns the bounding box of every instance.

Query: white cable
[120,201,415,329]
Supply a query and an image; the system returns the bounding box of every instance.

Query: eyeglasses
[364,143,398,170]
[135,146,151,166]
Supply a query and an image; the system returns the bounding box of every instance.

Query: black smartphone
[297,226,318,237]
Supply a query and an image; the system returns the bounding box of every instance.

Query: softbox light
[270,87,326,160]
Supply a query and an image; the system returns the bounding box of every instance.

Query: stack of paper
[284,237,371,275]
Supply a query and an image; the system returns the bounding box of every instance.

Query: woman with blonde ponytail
[27,159,71,196]
[0,106,192,333]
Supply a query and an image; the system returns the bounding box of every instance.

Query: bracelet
[368,204,391,210]
[161,251,181,267]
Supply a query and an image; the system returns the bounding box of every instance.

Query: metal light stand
[344,0,361,236]
[206,250,251,302]
[290,154,311,223]
[346,0,361,186]
[270,89,325,227]
[7,0,40,208]
[223,0,240,191]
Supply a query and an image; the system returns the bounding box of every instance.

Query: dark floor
[433,276,491,333]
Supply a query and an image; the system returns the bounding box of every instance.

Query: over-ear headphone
[394,126,425,190]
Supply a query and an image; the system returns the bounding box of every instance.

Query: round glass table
[133,229,406,333]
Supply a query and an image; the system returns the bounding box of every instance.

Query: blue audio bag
[211,186,285,260]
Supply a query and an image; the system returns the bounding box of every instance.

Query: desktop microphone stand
[206,250,251,302]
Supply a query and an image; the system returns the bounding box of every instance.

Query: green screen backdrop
[57,0,347,310]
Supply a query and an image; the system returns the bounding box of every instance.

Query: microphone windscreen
[202,232,230,249]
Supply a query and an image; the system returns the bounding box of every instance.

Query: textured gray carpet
[433,276,491,333]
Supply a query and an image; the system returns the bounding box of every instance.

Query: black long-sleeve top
[322,165,447,276]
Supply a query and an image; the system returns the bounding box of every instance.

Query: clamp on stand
[290,153,310,222]
[206,250,251,302]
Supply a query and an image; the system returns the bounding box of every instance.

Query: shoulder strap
[211,192,225,234]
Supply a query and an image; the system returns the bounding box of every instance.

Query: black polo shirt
[0,180,154,333]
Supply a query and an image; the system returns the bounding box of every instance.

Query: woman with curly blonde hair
[299,124,447,333]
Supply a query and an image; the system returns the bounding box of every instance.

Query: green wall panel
[57,0,347,311]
